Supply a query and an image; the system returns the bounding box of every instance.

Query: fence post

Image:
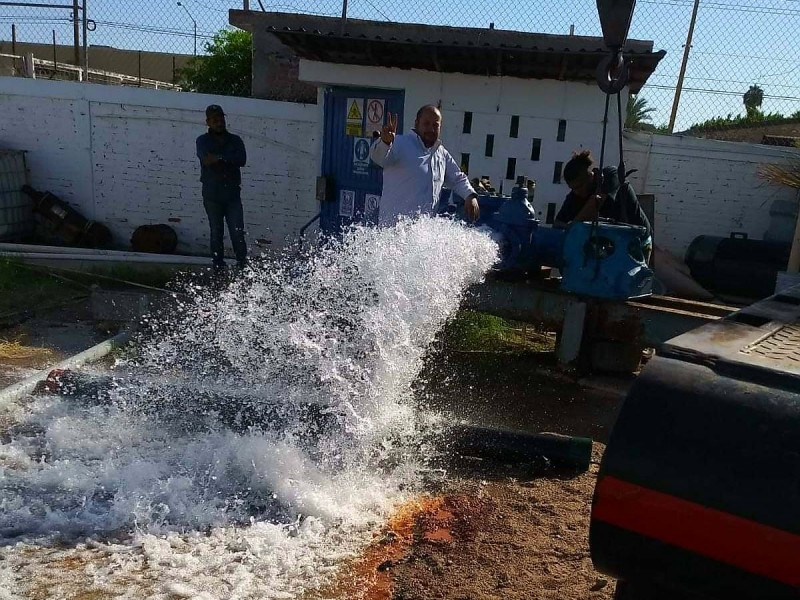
[52,30,57,79]
[73,0,80,66]
[82,0,89,80]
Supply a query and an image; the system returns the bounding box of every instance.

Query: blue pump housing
[486,183,564,274]
[457,180,653,300]
[560,221,653,299]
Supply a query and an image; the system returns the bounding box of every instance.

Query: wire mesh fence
[1,0,798,131]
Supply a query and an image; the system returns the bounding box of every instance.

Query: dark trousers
[202,184,247,266]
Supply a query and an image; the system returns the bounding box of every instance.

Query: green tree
[625,95,656,130]
[178,29,252,97]
[743,84,764,118]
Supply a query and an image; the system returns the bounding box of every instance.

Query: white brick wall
[299,61,625,219]
[5,77,796,264]
[0,78,319,255]
[625,132,800,259]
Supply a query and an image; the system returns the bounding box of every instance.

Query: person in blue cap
[196,104,248,270]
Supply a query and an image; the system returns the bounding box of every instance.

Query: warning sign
[339,189,355,218]
[347,98,363,121]
[364,193,380,224]
[366,99,385,130]
[353,137,371,175]
[346,98,363,136]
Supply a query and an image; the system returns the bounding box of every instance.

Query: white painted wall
[5,75,793,265]
[0,77,319,255]
[300,61,627,219]
[625,132,800,259]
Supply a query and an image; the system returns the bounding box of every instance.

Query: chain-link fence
[2,0,798,131]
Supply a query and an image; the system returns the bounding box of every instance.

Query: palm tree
[625,95,656,130]
[743,85,764,118]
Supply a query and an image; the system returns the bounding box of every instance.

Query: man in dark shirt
[554,150,651,241]
[196,104,248,270]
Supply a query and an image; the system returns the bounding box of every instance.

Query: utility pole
[72,0,79,66]
[668,0,700,133]
[340,0,347,33]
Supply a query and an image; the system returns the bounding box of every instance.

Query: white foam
[0,216,499,598]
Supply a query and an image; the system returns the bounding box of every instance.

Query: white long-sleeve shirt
[369,132,476,226]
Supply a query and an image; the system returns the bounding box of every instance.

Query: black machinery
[591,283,800,599]
[588,2,800,598]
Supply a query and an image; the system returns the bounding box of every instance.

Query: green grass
[439,309,555,354]
[0,259,84,315]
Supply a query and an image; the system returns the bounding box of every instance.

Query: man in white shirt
[369,104,480,226]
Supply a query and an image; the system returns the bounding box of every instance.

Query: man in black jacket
[196,104,247,269]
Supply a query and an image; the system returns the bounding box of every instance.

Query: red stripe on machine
[593,476,800,588]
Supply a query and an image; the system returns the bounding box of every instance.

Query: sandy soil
[314,349,628,600]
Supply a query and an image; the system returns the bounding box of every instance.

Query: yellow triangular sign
[348,99,362,121]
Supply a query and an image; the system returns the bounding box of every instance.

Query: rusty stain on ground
[314,443,615,600]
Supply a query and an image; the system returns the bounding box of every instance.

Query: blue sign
[353,137,371,175]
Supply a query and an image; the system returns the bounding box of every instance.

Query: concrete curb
[0,328,132,408]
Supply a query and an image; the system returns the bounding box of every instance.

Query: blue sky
[3,0,799,129]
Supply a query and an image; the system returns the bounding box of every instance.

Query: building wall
[0,77,318,255]
[625,131,800,258]
[0,41,192,84]
[299,60,627,220]
[250,32,318,103]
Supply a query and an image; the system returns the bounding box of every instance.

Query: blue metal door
[320,87,405,233]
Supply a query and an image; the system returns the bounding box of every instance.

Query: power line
[92,19,216,38]
[642,0,800,15]
[649,73,800,90]
[647,83,800,101]
[692,50,799,64]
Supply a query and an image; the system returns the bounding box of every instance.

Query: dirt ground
[390,462,612,600]
[318,351,627,600]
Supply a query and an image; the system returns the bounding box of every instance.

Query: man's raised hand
[380,113,398,145]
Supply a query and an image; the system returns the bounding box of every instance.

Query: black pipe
[445,425,593,471]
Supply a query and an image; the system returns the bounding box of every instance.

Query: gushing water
[0,217,499,598]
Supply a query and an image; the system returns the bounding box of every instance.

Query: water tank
[685,233,790,300]
[0,150,33,240]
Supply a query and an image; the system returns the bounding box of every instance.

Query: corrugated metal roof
[231,11,666,93]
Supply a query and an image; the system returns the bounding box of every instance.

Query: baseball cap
[205,104,225,117]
